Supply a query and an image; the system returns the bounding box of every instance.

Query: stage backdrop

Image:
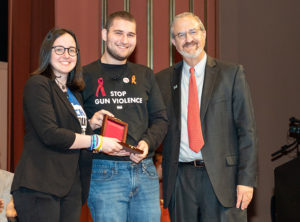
[8,0,217,222]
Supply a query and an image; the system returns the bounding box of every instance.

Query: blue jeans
[88,158,161,222]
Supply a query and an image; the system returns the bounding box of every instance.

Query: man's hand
[6,198,17,218]
[236,185,254,210]
[130,140,149,163]
[89,109,114,130]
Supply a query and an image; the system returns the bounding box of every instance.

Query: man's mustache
[183,41,198,48]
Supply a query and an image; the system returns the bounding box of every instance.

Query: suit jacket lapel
[171,61,183,127]
[200,56,218,121]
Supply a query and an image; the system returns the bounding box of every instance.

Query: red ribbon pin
[96,77,106,97]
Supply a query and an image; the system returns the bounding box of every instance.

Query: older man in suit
[156,12,257,222]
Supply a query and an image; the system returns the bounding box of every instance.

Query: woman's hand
[101,137,130,156]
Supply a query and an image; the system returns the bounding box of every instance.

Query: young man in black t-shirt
[82,11,168,222]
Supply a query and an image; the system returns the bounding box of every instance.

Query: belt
[179,160,205,167]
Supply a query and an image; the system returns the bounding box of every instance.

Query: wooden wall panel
[194,0,205,22]
[130,0,148,65]
[107,0,124,15]
[9,0,55,170]
[175,0,189,14]
[10,0,31,170]
[55,0,100,65]
[206,0,217,57]
[153,0,169,72]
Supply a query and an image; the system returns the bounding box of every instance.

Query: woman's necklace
[55,78,67,91]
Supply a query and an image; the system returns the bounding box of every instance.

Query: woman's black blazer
[11,75,92,204]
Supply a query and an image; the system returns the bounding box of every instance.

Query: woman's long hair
[31,28,85,91]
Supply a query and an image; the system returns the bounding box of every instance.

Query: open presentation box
[100,115,143,154]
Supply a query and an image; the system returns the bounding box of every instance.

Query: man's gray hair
[171,12,205,38]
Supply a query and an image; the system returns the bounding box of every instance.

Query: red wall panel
[55,0,100,66]
[206,0,217,57]
[9,0,55,170]
[194,0,206,22]
[129,0,148,65]
[153,0,170,72]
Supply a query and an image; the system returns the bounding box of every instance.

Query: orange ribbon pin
[131,75,136,85]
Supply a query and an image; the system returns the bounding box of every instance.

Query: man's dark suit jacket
[11,75,92,204]
[156,56,257,208]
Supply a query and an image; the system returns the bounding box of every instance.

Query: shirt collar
[182,53,207,77]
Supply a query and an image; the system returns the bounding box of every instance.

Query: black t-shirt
[82,60,168,161]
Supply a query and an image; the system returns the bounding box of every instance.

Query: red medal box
[101,115,128,142]
[100,115,143,154]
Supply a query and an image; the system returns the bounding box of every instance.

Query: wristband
[89,134,98,151]
[95,135,103,152]
[89,134,103,152]
[89,135,94,151]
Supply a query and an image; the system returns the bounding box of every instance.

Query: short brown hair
[105,11,136,31]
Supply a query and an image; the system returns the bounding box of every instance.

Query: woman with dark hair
[11,28,128,222]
